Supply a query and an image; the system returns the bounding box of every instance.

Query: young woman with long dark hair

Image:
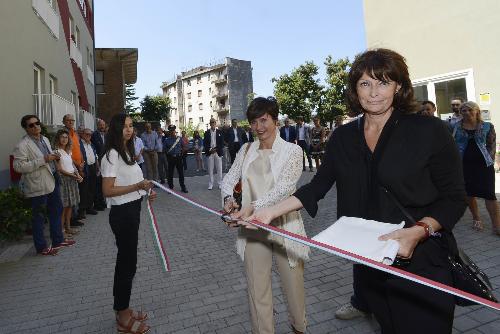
[101,113,156,334]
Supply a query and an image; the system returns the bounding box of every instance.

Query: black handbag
[382,187,498,306]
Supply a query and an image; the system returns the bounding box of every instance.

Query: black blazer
[295,111,466,272]
[227,127,245,144]
[242,131,254,143]
[203,129,224,157]
[280,126,297,143]
[91,131,105,158]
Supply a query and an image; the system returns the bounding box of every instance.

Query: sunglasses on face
[27,121,41,128]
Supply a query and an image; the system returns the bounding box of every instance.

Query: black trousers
[297,140,312,170]
[167,155,185,189]
[229,142,241,164]
[78,164,97,213]
[94,175,106,209]
[109,198,142,311]
[355,262,455,334]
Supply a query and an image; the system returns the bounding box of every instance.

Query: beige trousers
[244,238,306,334]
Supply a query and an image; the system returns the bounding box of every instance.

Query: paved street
[0,172,499,334]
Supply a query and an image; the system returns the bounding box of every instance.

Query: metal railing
[33,93,76,127]
[70,41,83,69]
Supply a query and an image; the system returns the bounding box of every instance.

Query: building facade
[95,48,138,124]
[161,57,253,129]
[0,0,96,188]
[363,0,500,124]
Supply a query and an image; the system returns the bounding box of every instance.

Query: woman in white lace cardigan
[221,97,309,334]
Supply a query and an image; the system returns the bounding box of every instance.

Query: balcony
[32,0,59,39]
[212,75,227,85]
[70,41,83,69]
[212,89,228,99]
[214,106,229,114]
[86,65,94,85]
[33,94,76,128]
[81,108,95,130]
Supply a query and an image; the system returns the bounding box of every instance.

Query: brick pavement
[0,173,499,333]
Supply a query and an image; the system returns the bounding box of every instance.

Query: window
[86,48,93,69]
[188,104,192,112]
[435,79,467,114]
[34,65,43,116]
[189,118,193,124]
[199,103,203,110]
[413,85,428,102]
[75,26,80,48]
[69,16,74,41]
[199,117,204,123]
[209,87,211,94]
[186,79,191,86]
[197,76,201,84]
[187,92,191,99]
[71,91,77,106]
[210,101,213,108]
[95,70,104,93]
[173,97,176,103]
[198,90,202,97]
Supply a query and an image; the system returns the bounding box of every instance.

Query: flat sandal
[116,317,150,334]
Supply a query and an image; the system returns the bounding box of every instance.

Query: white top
[298,126,305,140]
[55,149,75,174]
[233,128,239,142]
[82,142,96,165]
[134,137,144,164]
[210,129,217,149]
[100,149,146,207]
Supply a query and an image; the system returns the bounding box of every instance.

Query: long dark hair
[103,113,135,166]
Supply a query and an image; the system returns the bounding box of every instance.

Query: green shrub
[0,188,32,241]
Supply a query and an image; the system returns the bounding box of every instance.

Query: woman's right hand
[223,197,239,213]
[248,207,275,226]
[136,179,153,191]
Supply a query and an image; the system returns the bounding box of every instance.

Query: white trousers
[207,153,223,187]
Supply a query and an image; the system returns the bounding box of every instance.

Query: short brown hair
[247,97,279,123]
[346,48,417,115]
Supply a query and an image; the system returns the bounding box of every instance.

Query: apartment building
[0,0,96,188]
[363,0,500,125]
[95,48,138,124]
[161,57,253,129]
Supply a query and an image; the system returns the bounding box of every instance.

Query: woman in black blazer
[247,49,466,334]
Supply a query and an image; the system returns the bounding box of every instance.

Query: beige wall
[0,1,95,188]
[363,0,500,124]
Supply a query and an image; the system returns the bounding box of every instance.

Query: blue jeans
[30,174,64,252]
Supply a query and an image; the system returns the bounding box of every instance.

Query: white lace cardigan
[221,133,310,267]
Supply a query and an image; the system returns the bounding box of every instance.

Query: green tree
[180,122,202,138]
[319,55,351,127]
[140,95,171,122]
[272,61,323,122]
[247,92,256,105]
[125,84,139,113]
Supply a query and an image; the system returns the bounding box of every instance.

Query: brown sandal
[130,309,148,321]
[472,220,483,231]
[116,317,150,334]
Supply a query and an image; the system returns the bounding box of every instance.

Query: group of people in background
[13,115,108,256]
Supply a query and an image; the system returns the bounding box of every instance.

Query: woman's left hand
[378,226,426,259]
[231,205,258,230]
[148,190,157,202]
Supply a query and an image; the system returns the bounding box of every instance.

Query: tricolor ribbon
[149,181,500,311]
[146,189,170,272]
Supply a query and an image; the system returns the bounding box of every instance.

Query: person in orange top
[63,114,84,174]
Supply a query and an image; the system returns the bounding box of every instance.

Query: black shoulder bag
[382,186,497,306]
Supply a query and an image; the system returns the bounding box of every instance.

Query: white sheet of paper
[312,216,405,265]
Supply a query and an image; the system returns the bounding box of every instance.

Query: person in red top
[63,114,84,174]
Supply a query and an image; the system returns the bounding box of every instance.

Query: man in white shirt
[296,116,313,172]
[203,119,224,190]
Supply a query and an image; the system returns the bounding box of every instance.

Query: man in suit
[91,119,106,210]
[163,125,188,193]
[227,119,245,164]
[280,118,297,143]
[296,116,313,172]
[242,125,254,143]
[204,118,224,190]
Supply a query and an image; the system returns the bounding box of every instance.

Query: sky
[94,0,366,102]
